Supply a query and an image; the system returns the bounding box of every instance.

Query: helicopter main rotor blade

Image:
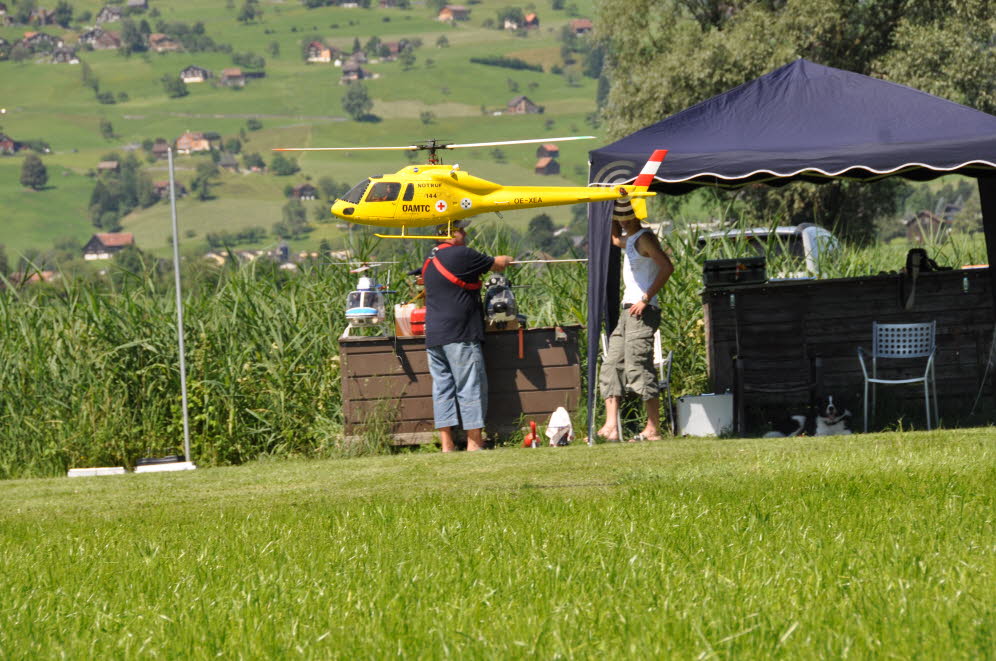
[272,146,419,152]
[445,136,595,149]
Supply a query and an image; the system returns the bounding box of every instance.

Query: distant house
[51,46,79,63]
[340,60,371,82]
[536,144,559,158]
[148,33,180,53]
[175,131,211,154]
[220,67,245,87]
[218,152,239,172]
[534,156,559,176]
[21,31,61,52]
[8,270,59,286]
[29,8,54,25]
[180,65,211,83]
[306,41,333,63]
[0,133,19,154]
[569,18,593,34]
[379,0,401,7]
[507,95,541,114]
[153,180,187,199]
[382,40,403,59]
[127,0,148,10]
[95,5,123,24]
[79,27,121,50]
[151,139,170,160]
[292,183,318,200]
[904,210,952,243]
[505,13,537,30]
[82,233,134,260]
[97,160,119,173]
[437,5,470,22]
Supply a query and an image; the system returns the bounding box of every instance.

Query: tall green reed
[0,224,987,478]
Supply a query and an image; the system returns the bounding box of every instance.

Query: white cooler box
[676,393,734,436]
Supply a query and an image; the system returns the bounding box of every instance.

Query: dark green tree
[363,35,381,57]
[243,152,265,169]
[272,199,312,238]
[190,162,219,201]
[270,154,300,176]
[120,19,147,54]
[237,0,262,24]
[399,48,416,70]
[317,176,348,201]
[53,0,73,27]
[161,75,189,98]
[0,244,8,277]
[99,119,114,139]
[594,0,995,242]
[113,244,145,276]
[341,83,373,121]
[20,154,48,190]
[10,44,30,63]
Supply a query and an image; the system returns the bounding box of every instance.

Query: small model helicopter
[274,138,667,239]
[340,262,396,338]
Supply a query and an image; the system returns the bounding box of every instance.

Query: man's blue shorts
[427,341,488,430]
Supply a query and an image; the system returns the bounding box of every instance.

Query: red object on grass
[522,420,539,448]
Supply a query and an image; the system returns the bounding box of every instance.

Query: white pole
[167,148,192,462]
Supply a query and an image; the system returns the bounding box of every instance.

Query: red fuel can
[410,307,426,335]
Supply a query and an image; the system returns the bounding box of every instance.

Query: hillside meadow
[0,430,993,658]
[0,0,599,256]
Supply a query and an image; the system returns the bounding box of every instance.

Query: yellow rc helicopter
[273,137,667,239]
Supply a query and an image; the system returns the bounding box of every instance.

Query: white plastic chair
[857,321,938,432]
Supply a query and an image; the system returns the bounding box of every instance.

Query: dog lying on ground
[813,395,852,435]
[764,395,853,437]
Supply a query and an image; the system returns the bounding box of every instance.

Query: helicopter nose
[331,201,355,218]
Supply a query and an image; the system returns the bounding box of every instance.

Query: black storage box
[702,257,767,287]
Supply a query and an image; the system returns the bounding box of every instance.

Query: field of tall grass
[1,220,989,479]
[0,430,993,657]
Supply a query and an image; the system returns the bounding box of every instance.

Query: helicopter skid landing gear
[375,222,452,241]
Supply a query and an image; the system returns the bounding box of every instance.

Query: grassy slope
[0,431,992,658]
[0,0,599,257]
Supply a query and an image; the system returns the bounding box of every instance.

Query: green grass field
[1,430,993,658]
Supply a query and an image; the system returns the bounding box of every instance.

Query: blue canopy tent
[585,58,996,440]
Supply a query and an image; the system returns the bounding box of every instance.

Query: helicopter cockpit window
[403,184,415,201]
[366,182,402,203]
[346,291,363,309]
[341,179,370,205]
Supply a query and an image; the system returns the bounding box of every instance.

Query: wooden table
[340,326,582,444]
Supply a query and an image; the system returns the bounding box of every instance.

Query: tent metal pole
[167,148,192,463]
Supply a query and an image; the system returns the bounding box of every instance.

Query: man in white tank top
[596,198,674,441]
